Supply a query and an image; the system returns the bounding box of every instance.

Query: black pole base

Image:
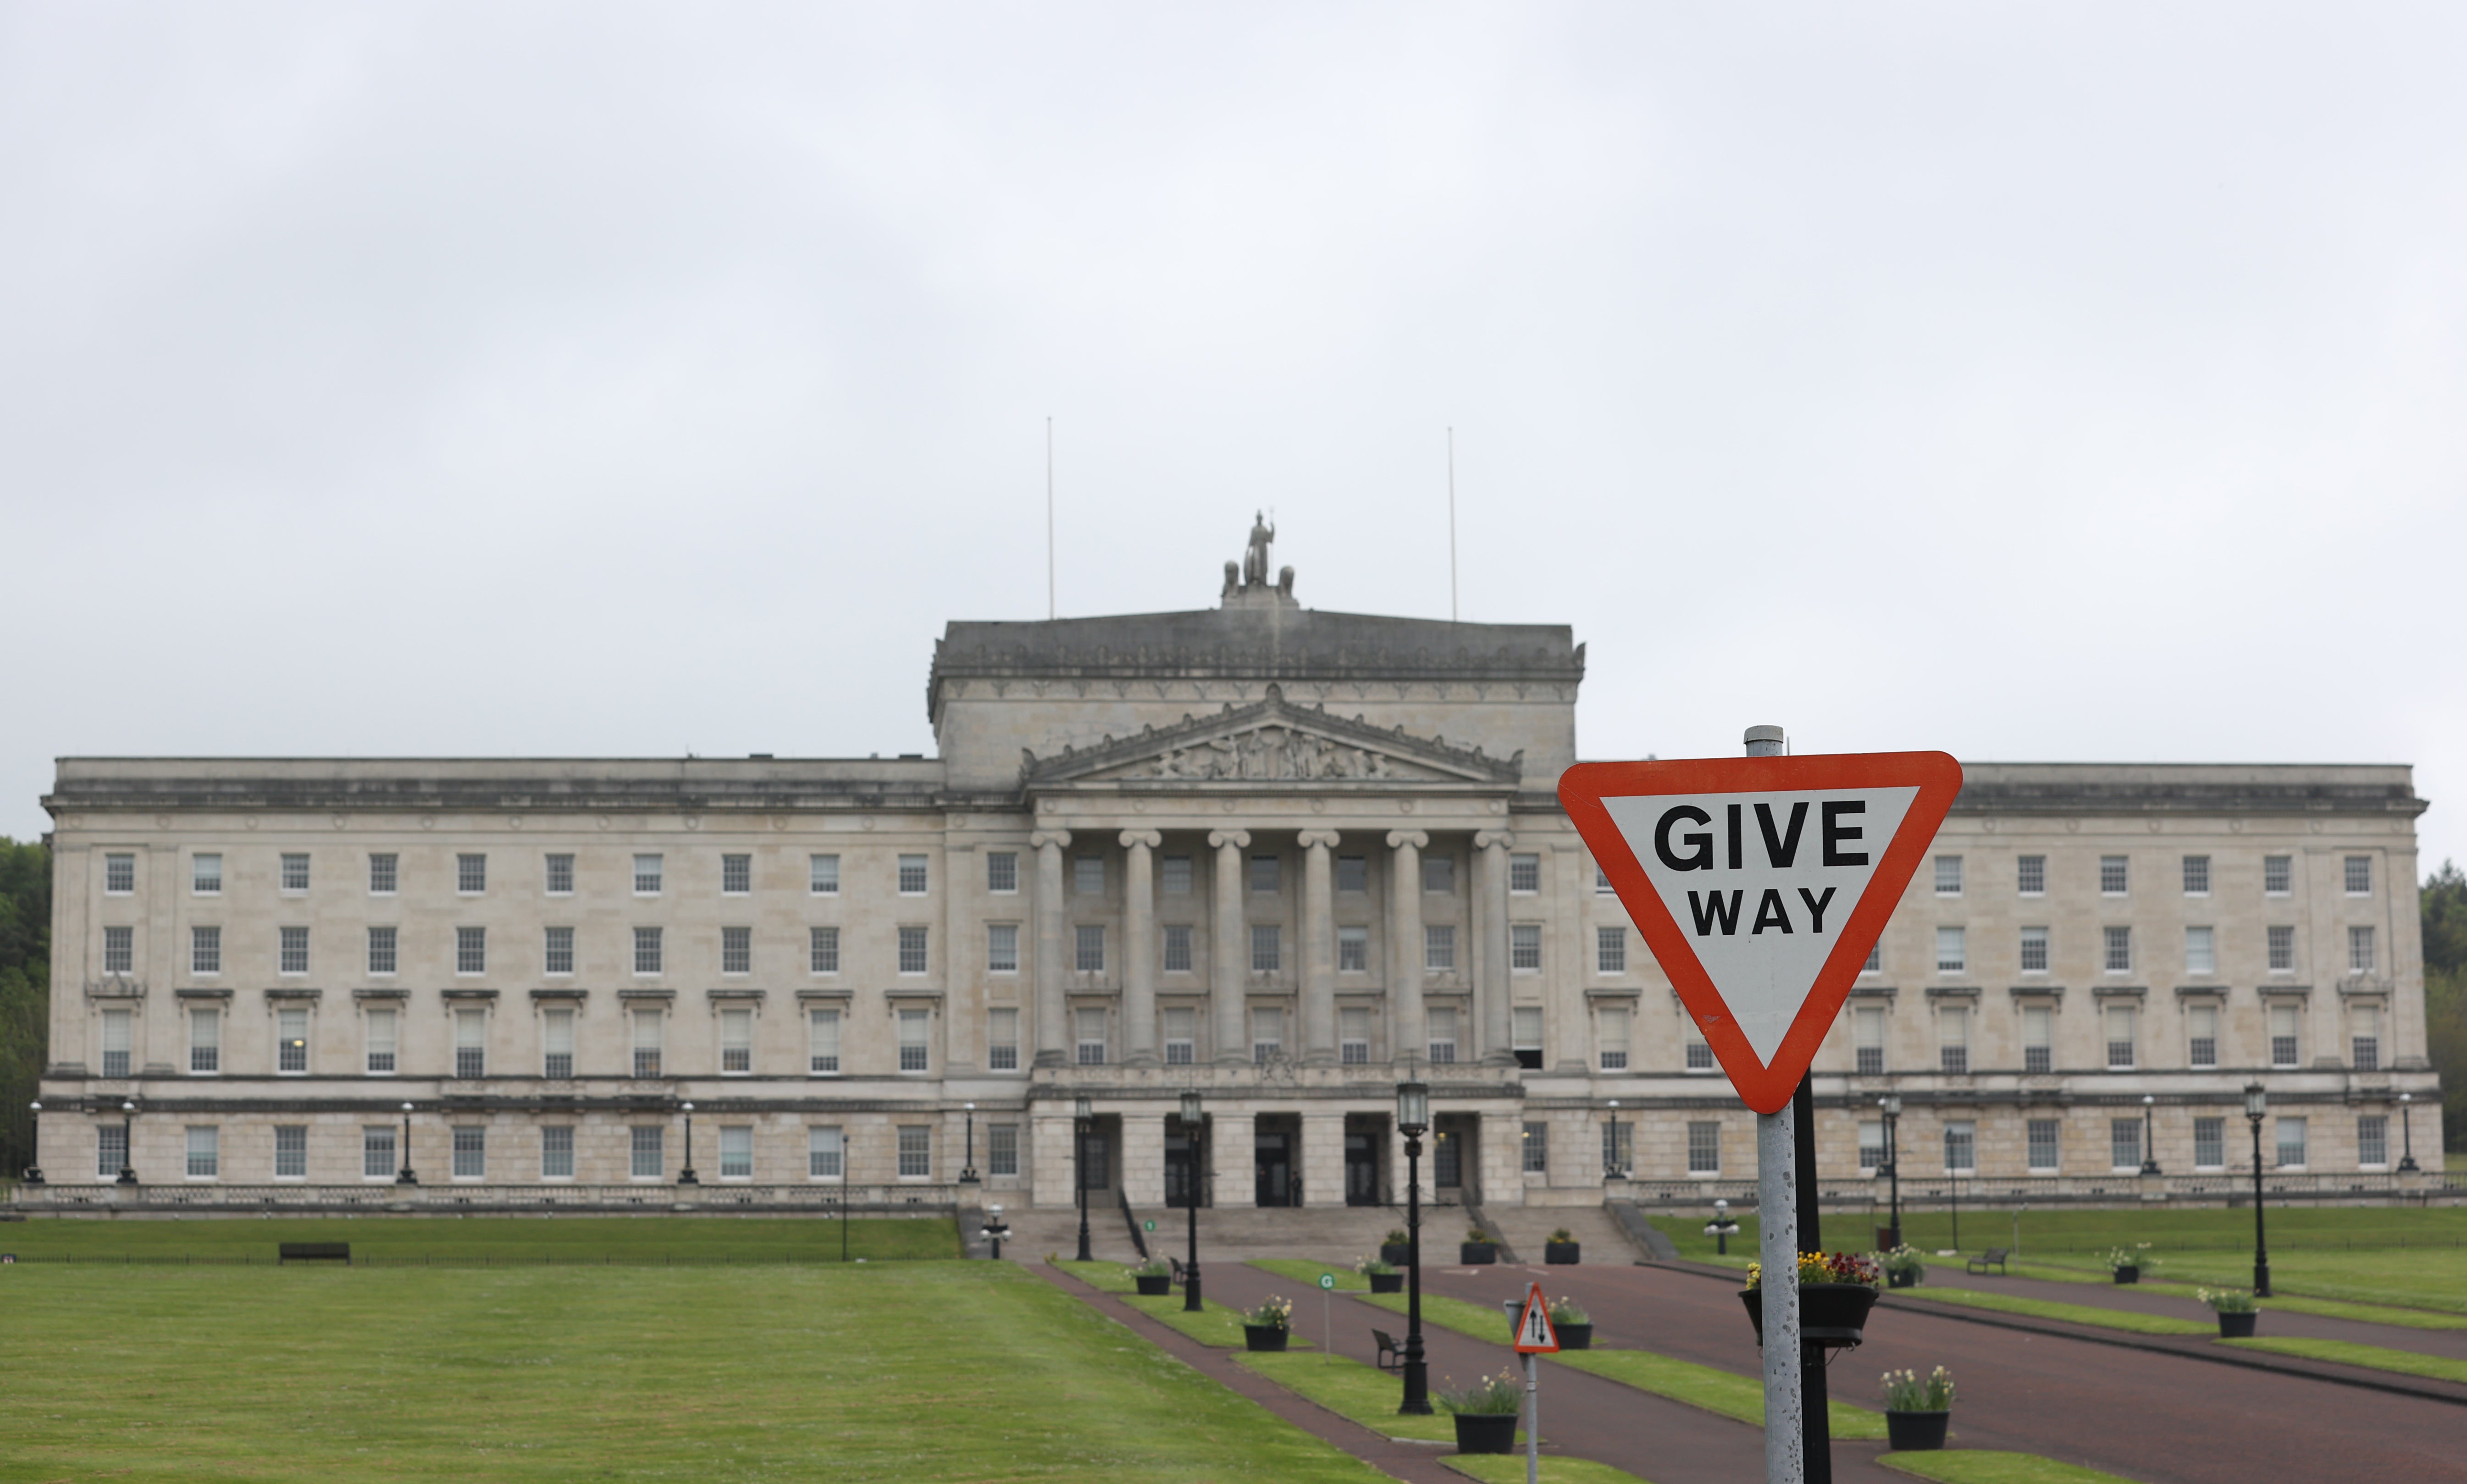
[677,1172,699,1186]
[21,1169,42,1186]
[1399,1358,1432,1415]
[1185,1274,1204,1313]
[2255,1262,2272,1298]
[116,1170,138,1186]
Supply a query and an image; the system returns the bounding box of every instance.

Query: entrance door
[1254,1131,1294,1207]
[1165,1124,1209,1208]
[1079,1133,1111,1193]
[1344,1132,1378,1206]
[1433,1130,1461,1193]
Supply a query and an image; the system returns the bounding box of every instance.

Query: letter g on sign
[1655,805,1714,872]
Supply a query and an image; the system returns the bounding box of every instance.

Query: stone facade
[31,534,2444,1207]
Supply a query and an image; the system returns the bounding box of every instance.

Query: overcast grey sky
[6,4,2464,872]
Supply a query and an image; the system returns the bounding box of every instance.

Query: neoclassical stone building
[29,530,2445,1214]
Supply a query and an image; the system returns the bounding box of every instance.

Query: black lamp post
[396,1102,417,1185]
[2398,1093,2420,1173]
[1073,1095,1094,1263]
[2141,1095,2161,1175]
[116,1100,138,1185]
[1395,1075,1431,1416]
[23,1100,42,1185]
[677,1102,698,1185]
[961,1102,979,1185]
[1879,1093,1902,1247]
[1601,1098,1622,1179]
[2245,1081,2271,1297]
[1180,1090,1205,1313]
[982,1203,1009,1260]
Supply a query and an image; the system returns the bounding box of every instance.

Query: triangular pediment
[1021,685,1521,786]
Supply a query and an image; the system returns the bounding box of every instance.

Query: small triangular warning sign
[1514,1281,1558,1354]
[1560,751,1962,1114]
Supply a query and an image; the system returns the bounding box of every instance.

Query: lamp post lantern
[960,1102,979,1185]
[396,1102,417,1185]
[2244,1081,2271,1297]
[2398,1093,2420,1173]
[1879,1093,1902,1247]
[1073,1095,1094,1263]
[2140,1094,2161,1175]
[23,1100,42,1185]
[1179,1090,1205,1313]
[678,1102,697,1185]
[1395,1076,1431,1416]
[116,1100,138,1185]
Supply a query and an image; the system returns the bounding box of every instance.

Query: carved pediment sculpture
[1020,684,1522,787]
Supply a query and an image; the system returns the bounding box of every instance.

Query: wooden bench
[1965,1247,2009,1275]
[1372,1329,1404,1373]
[278,1242,351,1265]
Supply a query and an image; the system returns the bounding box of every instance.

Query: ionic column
[1474,829,1517,1066]
[1031,830,1072,1068]
[1298,830,1340,1065]
[1387,830,1429,1066]
[1120,829,1162,1066]
[1208,829,1251,1065]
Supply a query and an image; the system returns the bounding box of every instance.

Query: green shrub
[1437,1369,1523,1415]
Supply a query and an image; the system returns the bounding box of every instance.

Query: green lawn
[0,1262,1388,1483]
[1055,1258,1149,1292]
[1894,1287,2211,1336]
[1360,1288,1518,1341]
[0,1213,957,1263]
[1953,1260,2467,1330]
[2224,1336,2467,1385]
[1549,1349,1886,1440]
[1880,1451,2144,1484]
[1446,1456,1654,1484]
[1253,1258,1373,1290]
[1236,1351,1461,1443]
[1123,1293,1312,1349]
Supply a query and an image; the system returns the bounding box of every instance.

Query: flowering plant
[1129,1258,1173,1279]
[1745,1251,1881,1290]
[1549,1228,1576,1244]
[1243,1296,1293,1330]
[1466,1227,1495,1244]
[1355,1255,1398,1276]
[2198,1288,2259,1313]
[1881,1366,1955,1412]
[1549,1296,1590,1326]
[1385,1229,1409,1244]
[1880,1245,1927,1279]
[1436,1369,1524,1416]
[2105,1244,2152,1273]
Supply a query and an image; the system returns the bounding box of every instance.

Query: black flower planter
[1380,1243,1412,1267]
[2217,1311,2258,1338]
[1884,1410,1950,1451]
[1741,1283,1881,1347]
[1888,1269,1919,1290]
[2113,1267,2140,1285]
[1544,1241,1581,1265]
[1134,1274,1172,1296]
[1556,1323,1593,1350]
[1451,1413,1518,1454]
[1243,1324,1289,1352]
[1460,1242,1498,1265]
[1367,1271,1404,1294]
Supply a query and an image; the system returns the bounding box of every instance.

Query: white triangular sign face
[1514,1281,1558,1353]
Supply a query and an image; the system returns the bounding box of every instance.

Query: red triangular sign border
[1513,1280,1559,1354]
[1558,751,1964,1115]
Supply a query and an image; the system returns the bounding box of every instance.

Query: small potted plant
[1460,1226,1499,1265]
[2200,1288,2260,1338]
[1742,1251,1881,1346]
[1242,1296,1293,1352]
[2106,1244,2152,1285]
[1544,1227,1581,1265]
[1880,1365,1954,1451]
[1356,1255,1405,1294]
[1380,1229,1412,1266]
[1437,1369,1521,1454]
[1549,1296,1593,1350]
[1129,1258,1173,1296]
[1882,1245,1926,1290]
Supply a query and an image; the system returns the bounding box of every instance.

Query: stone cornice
[1019,685,1522,787]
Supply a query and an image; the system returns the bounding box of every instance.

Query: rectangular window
[632,854,662,895]
[808,1125,843,1180]
[1074,1006,1107,1065]
[457,926,487,976]
[2099,856,2129,895]
[899,854,930,895]
[454,1008,486,1079]
[366,1008,398,1074]
[2269,1002,2300,1068]
[1601,1120,1632,1178]
[897,926,928,975]
[2264,855,2292,895]
[1509,853,1540,894]
[987,851,1019,894]
[719,1126,753,1180]
[1511,923,1541,971]
[542,1008,574,1079]
[1859,1120,1886,1170]
[187,1125,219,1179]
[2349,925,2376,974]
[2353,1003,2381,1071]
[720,854,751,895]
[366,925,397,976]
[542,1125,574,1179]
[2110,1119,2142,1171]
[2194,1116,2225,1170]
[279,926,310,976]
[632,1009,662,1078]
[1854,1006,1885,1076]
[989,1124,1019,1177]
[1337,925,1368,972]
[1340,1006,1371,1065]
[2018,925,2049,974]
[1935,926,1965,973]
[2275,1116,2307,1169]
[1162,924,1193,974]
[2185,926,2215,976]
[2188,1004,2218,1068]
[101,1008,132,1079]
[897,1126,931,1179]
[1687,1121,1722,1175]
[1424,924,1455,972]
[722,1007,753,1073]
[1514,1005,1544,1070]
[1427,1005,1460,1065]
[545,853,573,895]
[1074,923,1106,973]
[1935,855,1963,895]
[2105,1004,2136,1069]
[1684,1015,1714,1071]
[280,853,310,893]
[2345,855,2372,895]
[2268,925,2295,972]
[1863,942,1881,973]
[1250,855,1280,893]
[98,1123,127,1178]
[2182,855,2210,895]
[192,925,221,976]
[986,1007,1018,1071]
[369,853,398,895]
[103,925,133,975]
[544,926,574,976]
[277,1008,308,1073]
[364,1126,396,1179]
[2023,1004,2052,1073]
[1336,855,1368,893]
[1250,924,1280,973]
[722,926,752,975]
[1070,850,1106,896]
[1160,855,1192,895]
[1596,1005,1628,1070]
[1523,1120,1549,1174]
[458,854,487,894]
[105,852,135,894]
[189,1007,220,1074]
[631,1125,664,1180]
[1597,925,1626,974]
[1164,1006,1197,1065]
[2103,925,2131,973]
[1942,1120,1976,1174]
[1938,1006,1969,1075]
[633,926,662,976]
[809,926,840,974]
[809,1008,842,1075]
[2018,854,2046,895]
[898,1008,929,1072]
[194,853,222,895]
[1251,1006,1284,1064]
[453,1126,486,1180]
[988,923,1020,974]
[2027,1118,2060,1172]
[2358,1114,2389,1167]
[810,854,840,894]
[1596,866,1615,895]
[1423,856,1455,894]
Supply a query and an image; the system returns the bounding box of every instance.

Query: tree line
[2422,860,2467,1154]
[0,837,48,1179]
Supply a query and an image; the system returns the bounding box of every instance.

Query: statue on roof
[1243,511,1276,587]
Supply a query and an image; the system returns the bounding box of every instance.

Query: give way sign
[1558,751,1963,1114]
